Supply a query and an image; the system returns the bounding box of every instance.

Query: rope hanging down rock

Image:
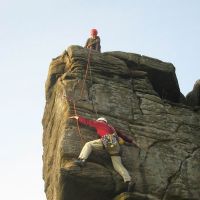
[62,47,99,144]
[63,95,84,145]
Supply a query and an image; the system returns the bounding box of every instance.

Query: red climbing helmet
[90,28,98,36]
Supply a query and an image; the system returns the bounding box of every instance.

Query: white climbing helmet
[96,117,107,123]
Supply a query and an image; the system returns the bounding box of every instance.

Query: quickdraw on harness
[101,124,121,156]
[101,133,120,155]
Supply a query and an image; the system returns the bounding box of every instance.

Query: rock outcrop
[42,45,200,200]
[186,79,200,107]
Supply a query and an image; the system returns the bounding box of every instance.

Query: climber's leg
[111,155,131,182]
[75,139,103,166]
[111,155,135,192]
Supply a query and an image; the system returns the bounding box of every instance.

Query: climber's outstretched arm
[69,115,99,128]
[69,115,79,120]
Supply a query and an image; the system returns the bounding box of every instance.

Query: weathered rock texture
[186,79,200,107]
[42,45,200,200]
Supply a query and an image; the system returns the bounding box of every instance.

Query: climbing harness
[101,133,121,156]
[101,124,121,155]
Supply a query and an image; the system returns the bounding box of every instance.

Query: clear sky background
[0,0,200,199]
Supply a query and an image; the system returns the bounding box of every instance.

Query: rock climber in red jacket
[69,115,140,192]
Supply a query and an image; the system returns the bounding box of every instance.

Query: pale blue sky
[0,1,200,199]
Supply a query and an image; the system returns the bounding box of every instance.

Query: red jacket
[78,116,132,143]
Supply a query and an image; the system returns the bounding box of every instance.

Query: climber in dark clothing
[84,28,101,52]
[69,115,140,192]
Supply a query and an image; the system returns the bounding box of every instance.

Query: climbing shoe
[125,179,136,192]
[74,158,86,167]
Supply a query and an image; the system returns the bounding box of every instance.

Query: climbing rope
[80,47,92,98]
[61,47,99,144]
[79,47,99,117]
[87,48,99,118]
[62,93,84,145]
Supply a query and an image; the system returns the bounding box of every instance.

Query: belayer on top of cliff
[84,28,101,52]
[69,115,140,192]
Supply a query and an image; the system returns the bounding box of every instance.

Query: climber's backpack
[101,133,120,156]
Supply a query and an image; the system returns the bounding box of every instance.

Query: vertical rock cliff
[42,45,200,200]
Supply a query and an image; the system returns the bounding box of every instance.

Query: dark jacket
[84,36,101,52]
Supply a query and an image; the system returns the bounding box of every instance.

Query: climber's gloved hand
[69,116,79,120]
